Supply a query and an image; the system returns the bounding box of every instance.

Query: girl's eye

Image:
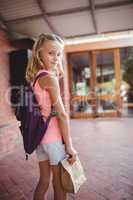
[49,51,61,57]
[49,51,54,55]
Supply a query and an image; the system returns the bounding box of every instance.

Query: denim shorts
[36,140,66,165]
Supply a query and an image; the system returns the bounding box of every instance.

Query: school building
[0,1,133,199]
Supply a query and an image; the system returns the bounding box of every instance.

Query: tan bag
[60,156,87,193]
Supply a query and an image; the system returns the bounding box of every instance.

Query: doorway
[68,49,122,118]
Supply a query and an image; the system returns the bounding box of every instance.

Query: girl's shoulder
[35,69,58,90]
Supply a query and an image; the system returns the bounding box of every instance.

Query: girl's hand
[65,146,77,165]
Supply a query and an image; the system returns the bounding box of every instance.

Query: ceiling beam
[65,28,133,39]
[97,0,133,10]
[5,0,133,23]
[5,14,42,24]
[36,0,61,36]
[89,0,98,34]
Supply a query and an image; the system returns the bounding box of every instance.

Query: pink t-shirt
[33,70,62,144]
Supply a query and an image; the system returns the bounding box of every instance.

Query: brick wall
[0,30,21,160]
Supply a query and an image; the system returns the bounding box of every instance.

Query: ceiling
[0,0,133,40]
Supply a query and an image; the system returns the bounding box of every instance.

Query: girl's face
[40,40,63,71]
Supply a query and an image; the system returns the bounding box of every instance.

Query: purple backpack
[16,72,56,158]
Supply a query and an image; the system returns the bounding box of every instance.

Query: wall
[0,30,21,160]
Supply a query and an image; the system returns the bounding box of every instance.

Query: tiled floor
[0,118,133,200]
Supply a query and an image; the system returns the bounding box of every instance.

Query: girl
[26,33,77,200]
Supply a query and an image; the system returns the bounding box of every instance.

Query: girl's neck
[42,66,53,73]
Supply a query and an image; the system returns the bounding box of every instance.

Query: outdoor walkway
[0,118,133,200]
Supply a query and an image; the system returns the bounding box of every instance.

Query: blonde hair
[26,33,64,82]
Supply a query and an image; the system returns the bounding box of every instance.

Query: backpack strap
[33,71,48,87]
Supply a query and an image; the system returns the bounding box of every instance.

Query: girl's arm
[38,74,77,162]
